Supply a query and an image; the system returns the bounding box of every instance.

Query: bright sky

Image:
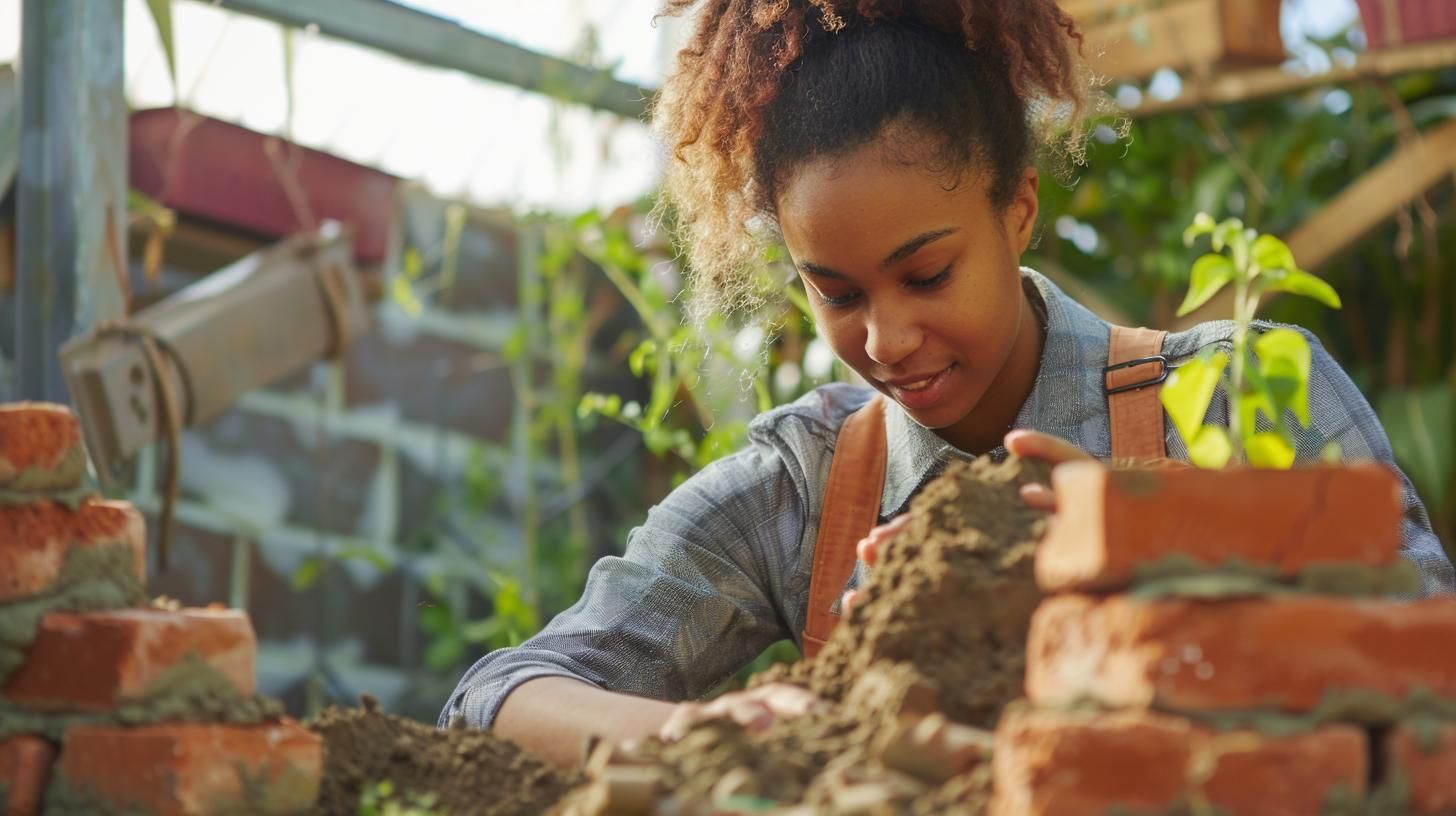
[0,0,1362,212]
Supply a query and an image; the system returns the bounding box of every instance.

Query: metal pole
[15,0,128,402]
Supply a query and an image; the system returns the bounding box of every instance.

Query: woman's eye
[908,267,951,289]
[818,290,860,308]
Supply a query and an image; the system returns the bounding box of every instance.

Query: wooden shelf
[1128,36,1456,117]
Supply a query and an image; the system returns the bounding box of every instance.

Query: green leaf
[390,276,423,318]
[1262,269,1342,310]
[334,546,394,573]
[1377,386,1454,510]
[291,557,323,591]
[1239,387,1275,434]
[1251,234,1297,274]
[1246,432,1296,469]
[628,340,656,377]
[1321,440,1344,463]
[425,636,464,670]
[1159,352,1227,443]
[1254,328,1313,425]
[1183,212,1217,246]
[1189,426,1233,469]
[1176,255,1235,316]
[402,247,424,281]
[572,209,602,231]
[1212,218,1244,253]
[502,323,528,362]
[144,0,178,97]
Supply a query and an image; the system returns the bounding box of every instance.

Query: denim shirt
[440,268,1456,729]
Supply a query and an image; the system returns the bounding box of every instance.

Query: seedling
[1159,213,1343,469]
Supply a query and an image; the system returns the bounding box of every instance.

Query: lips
[889,372,942,391]
[882,364,955,411]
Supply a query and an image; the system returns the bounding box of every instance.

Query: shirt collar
[878,267,1114,518]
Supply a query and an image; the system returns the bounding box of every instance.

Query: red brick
[3,608,255,711]
[1387,723,1456,814]
[56,721,320,815]
[0,403,83,491]
[0,735,56,816]
[1037,462,1402,592]
[0,499,145,602]
[1026,594,1456,713]
[992,707,1366,816]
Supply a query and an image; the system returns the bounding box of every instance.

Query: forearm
[493,676,678,768]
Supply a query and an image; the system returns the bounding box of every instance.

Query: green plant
[358,780,442,816]
[1159,213,1342,469]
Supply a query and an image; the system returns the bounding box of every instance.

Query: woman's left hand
[1003,429,1096,513]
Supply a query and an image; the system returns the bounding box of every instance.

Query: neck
[936,285,1044,455]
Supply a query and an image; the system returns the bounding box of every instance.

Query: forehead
[775,142,993,261]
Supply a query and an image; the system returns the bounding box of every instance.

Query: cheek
[811,311,868,366]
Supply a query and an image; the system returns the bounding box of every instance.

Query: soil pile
[553,457,1049,814]
[632,662,994,814]
[774,456,1052,728]
[310,696,577,815]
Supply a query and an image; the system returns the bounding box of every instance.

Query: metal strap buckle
[1103,355,1170,395]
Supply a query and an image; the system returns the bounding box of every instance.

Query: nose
[863,302,923,368]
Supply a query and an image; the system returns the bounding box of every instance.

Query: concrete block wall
[117,190,650,723]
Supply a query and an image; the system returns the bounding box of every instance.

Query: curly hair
[652,0,1096,323]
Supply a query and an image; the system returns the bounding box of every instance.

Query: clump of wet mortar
[620,457,1050,812]
[0,544,148,685]
[778,456,1051,728]
[309,696,577,816]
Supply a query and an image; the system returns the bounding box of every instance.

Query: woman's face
[776,137,1042,446]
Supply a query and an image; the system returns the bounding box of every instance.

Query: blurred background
[0,0,1451,724]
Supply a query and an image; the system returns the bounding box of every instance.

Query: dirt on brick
[309,696,577,816]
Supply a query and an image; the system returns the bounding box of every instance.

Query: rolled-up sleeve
[438,435,808,729]
[1295,328,1456,595]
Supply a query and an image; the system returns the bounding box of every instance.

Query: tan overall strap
[1105,325,1169,461]
[802,396,887,659]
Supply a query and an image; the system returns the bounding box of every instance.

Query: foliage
[570,209,813,473]
[1030,31,1456,543]
[358,780,442,816]
[388,200,829,682]
[1160,214,1341,469]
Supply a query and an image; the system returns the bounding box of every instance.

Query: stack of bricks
[0,402,321,815]
[992,462,1456,815]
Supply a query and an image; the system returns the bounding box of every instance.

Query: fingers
[658,684,822,743]
[752,683,821,719]
[1004,430,1093,465]
[658,702,702,743]
[1019,482,1057,513]
[856,514,910,567]
[841,589,859,615]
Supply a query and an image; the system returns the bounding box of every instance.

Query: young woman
[441,0,1455,766]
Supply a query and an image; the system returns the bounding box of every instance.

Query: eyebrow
[797,228,960,280]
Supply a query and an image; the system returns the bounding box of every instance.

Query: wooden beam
[1078,0,1283,82]
[14,0,128,403]
[212,0,653,120]
[1131,36,1456,117]
[1170,118,1456,330]
[1060,0,1139,24]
